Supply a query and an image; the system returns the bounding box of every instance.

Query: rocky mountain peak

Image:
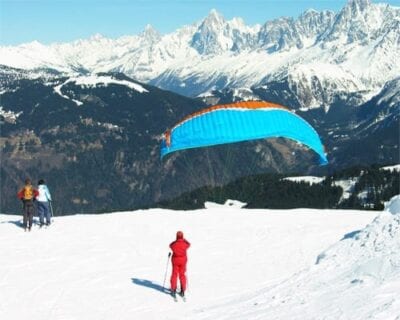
[323,0,377,43]
[90,33,106,41]
[141,24,161,43]
[190,9,232,55]
[204,9,226,27]
[258,17,302,51]
[347,0,371,12]
[340,0,372,20]
[297,9,335,39]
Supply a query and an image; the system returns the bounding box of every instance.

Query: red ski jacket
[17,186,39,201]
[170,238,190,259]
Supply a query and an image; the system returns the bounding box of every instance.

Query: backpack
[23,185,34,200]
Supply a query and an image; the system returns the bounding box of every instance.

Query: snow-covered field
[1,198,399,320]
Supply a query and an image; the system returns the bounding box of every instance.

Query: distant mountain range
[0,0,399,214]
[1,0,399,109]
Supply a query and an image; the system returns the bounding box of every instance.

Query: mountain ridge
[1,0,399,109]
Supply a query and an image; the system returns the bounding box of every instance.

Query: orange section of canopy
[171,100,288,131]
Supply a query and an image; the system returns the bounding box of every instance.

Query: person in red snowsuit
[170,231,190,298]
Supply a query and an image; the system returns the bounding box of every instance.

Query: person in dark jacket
[17,178,39,231]
[169,231,190,298]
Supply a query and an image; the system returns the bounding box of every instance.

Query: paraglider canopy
[160,101,328,165]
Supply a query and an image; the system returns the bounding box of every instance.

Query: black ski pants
[23,200,35,229]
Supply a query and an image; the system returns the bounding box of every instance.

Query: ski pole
[49,201,54,223]
[186,268,189,293]
[162,252,171,292]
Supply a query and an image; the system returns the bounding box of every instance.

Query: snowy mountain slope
[382,164,400,172]
[1,0,399,108]
[378,77,400,107]
[351,77,400,139]
[0,208,378,320]
[52,74,149,105]
[283,165,400,205]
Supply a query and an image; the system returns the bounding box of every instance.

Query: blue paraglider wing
[161,101,328,165]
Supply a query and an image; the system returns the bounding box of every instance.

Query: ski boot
[171,290,177,302]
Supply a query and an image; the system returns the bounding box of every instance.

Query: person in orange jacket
[17,178,39,231]
[170,231,190,299]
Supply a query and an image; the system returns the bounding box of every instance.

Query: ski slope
[0,202,398,319]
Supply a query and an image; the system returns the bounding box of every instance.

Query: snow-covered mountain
[1,0,399,109]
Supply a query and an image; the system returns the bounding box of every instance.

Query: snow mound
[200,201,400,319]
[384,195,400,215]
[204,199,247,209]
[316,207,400,282]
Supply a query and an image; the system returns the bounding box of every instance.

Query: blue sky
[0,0,399,45]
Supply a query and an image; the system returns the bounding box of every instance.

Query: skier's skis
[171,291,178,302]
[171,293,186,302]
[179,292,186,302]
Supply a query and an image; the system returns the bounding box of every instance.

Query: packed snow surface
[3,205,397,319]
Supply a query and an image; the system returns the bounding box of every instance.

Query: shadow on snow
[1,219,24,228]
[341,229,362,240]
[0,219,42,229]
[131,278,171,295]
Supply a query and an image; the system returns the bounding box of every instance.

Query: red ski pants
[170,257,187,292]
